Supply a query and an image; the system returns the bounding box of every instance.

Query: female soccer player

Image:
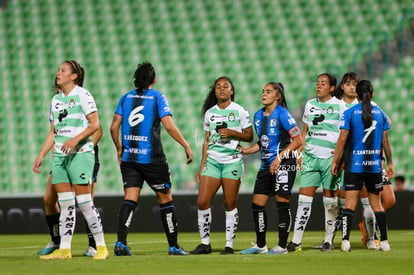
[35,76,103,257]
[33,60,108,260]
[331,80,394,252]
[288,73,345,253]
[239,82,303,255]
[190,76,253,255]
[110,62,193,256]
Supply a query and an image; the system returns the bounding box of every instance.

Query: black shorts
[344,171,383,193]
[120,161,172,192]
[92,145,100,182]
[253,158,297,196]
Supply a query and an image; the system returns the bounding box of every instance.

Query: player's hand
[331,162,337,176]
[32,156,43,173]
[386,164,395,180]
[185,147,193,164]
[61,137,80,154]
[270,158,281,175]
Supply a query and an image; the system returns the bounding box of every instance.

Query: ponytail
[356,80,373,128]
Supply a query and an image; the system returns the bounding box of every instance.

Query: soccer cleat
[168,246,189,255]
[287,241,302,252]
[267,245,288,255]
[37,242,59,256]
[366,239,378,250]
[39,248,72,260]
[312,241,324,249]
[320,242,333,252]
[93,246,109,260]
[358,221,368,246]
[83,246,97,257]
[190,243,212,255]
[376,240,391,252]
[341,240,351,252]
[114,241,133,256]
[220,246,234,255]
[240,243,268,254]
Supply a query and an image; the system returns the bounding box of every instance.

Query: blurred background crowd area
[0,0,412,196]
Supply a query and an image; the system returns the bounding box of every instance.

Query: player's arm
[33,123,55,173]
[239,142,260,155]
[161,115,193,164]
[196,131,210,183]
[382,129,394,180]
[110,113,123,163]
[92,121,103,146]
[331,129,348,176]
[217,126,253,142]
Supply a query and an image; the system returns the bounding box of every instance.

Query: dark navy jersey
[341,103,390,173]
[115,88,172,164]
[254,105,299,170]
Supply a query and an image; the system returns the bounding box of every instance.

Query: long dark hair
[333,72,358,99]
[356,80,373,128]
[64,60,84,86]
[267,82,288,109]
[201,76,235,116]
[133,62,155,93]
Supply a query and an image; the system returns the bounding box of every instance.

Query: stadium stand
[0,0,412,195]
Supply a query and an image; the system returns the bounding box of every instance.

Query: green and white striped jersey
[204,102,251,164]
[302,97,346,158]
[49,85,97,155]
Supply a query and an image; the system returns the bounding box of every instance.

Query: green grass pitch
[0,231,413,274]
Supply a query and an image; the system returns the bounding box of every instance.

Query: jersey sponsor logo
[288,118,296,125]
[353,149,381,155]
[127,148,148,154]
[58,129,71,134]
[361,160,380,166]
[210,115,227,122]
[309,106,321,113]
[215,121,228,131]
[312,114,325,125]
[127,94,154,99]
[270,119,277,127]
[124,135,148,142]
[79,173,86,180]
[128,106,144,127]
[308,131,327,137]
[276,170,288,184]
[260,135,270,148]
[58,109,68,122]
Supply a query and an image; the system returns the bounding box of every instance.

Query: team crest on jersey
[326,106,334,114]
[270,119,276,127]
[228,113,235,122]
[68,99,76,108]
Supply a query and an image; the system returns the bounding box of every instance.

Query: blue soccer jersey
[341,103,390,173]
[254,105,300,170]
[115,88,172,164]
